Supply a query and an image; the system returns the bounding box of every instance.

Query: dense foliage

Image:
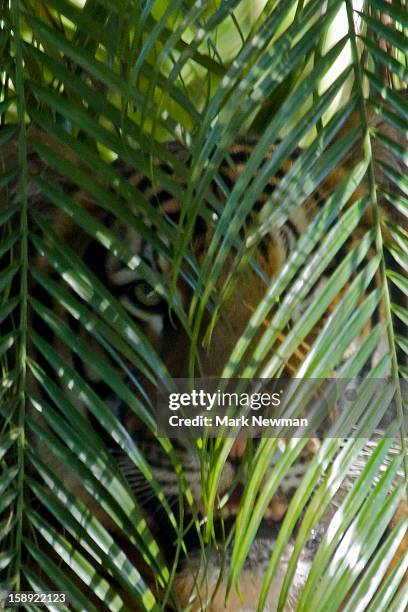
[0,1,407,610]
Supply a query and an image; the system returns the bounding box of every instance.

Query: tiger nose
[229,437,247,459]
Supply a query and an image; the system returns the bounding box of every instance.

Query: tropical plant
[0,0,407,610]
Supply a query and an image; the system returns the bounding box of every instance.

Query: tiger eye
[134,282,162,306]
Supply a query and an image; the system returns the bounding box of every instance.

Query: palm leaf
[1,0,407,610]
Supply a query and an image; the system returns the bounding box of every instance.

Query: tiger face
[101,139,316,378]
[79,148,321,525]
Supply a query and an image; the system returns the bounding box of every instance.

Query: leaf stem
[11,0,29,590]
[345,0,408,487]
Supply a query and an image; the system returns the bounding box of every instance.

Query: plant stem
[11,0,29,591]
[345,0,408,489]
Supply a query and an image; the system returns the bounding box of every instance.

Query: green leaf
[343,518,408,612]
[25,540,100,612]
[359,11,408,54]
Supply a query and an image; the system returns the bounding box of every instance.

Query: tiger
[1,94,407,611]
